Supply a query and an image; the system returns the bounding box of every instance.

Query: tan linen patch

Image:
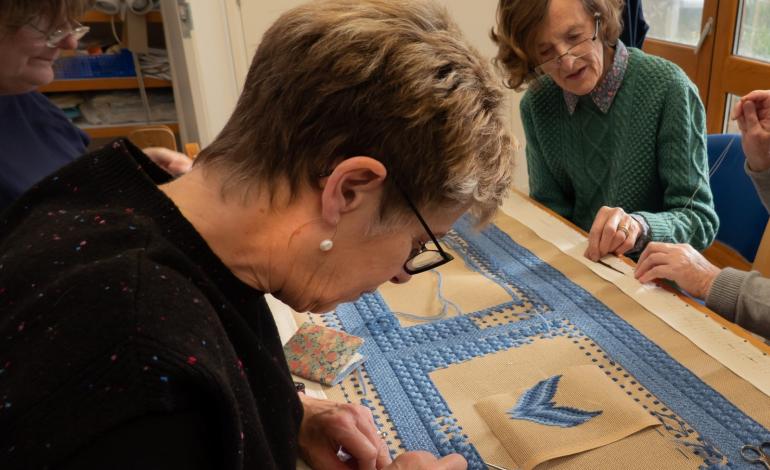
[475,365,659,470]
[430,337,700,470]
[379,245,511,326]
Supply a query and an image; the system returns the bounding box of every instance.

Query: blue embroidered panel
[508,374,602,427]
[322,216,770,470]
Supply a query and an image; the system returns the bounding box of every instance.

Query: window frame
[706,0,770,133]
[641,0,718,105]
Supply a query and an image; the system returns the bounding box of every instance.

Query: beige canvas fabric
[287,209,770,469]
[491,214,770,430]
[378,248,512,327]
[502,192,770,395]
[430,336,703,469]
[474,365,659,469]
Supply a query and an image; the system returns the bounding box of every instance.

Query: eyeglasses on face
[535,13,600,75]
[396,185,454,275]
[27,20,90,48]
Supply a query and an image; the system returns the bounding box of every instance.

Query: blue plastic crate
[53,48,136,79]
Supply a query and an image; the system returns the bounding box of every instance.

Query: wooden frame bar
[707,0,770,133]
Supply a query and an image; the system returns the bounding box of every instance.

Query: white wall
[163,0,241,146]
[228,0,529,191]
[188,0,243,145]
[435,0,528,192]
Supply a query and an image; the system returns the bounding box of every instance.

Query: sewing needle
[484,461,513,470]
[596,258,625,275]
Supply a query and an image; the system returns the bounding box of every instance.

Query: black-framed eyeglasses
[535,13,600,74]
[396,186,454,275]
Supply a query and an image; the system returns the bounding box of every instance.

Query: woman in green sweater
[492,0,718,261]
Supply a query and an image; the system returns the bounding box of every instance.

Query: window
[707,0,770,132]
[641,1,716,105]
[642,0,770,133]
[724,94,742,133]
[735,0,770,63]
[646,0,705,46]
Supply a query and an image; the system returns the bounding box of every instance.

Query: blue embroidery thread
[508,374,602,428]
[322,215,770,469]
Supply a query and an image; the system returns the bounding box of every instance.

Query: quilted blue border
[329,216,770,469]
[458,218,770,467]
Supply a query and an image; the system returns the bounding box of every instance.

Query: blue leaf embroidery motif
[508,375,602,428]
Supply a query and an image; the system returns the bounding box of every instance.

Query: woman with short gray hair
[0,1,514,468]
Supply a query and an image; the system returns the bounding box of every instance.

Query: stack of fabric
[78,90,176,125]
[139,48,171,81]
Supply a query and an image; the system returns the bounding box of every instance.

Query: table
[274,192,770,470]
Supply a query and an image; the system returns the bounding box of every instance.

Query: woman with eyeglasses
[492,0,718,262]
[0,1,513,469]
[0,0,191,213]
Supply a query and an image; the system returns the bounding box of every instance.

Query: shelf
[69,9,178,144]
[80,122,179,139]
[82,10,163,23]
[39,77,172,93]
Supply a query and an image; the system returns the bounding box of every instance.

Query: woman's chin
[3,77,47,95]
[308,292,372,314]
[557,70,599,96]
[308,301,340,314]
[561,82,594,96]
[22,66,55,89]
[291,288,380,314]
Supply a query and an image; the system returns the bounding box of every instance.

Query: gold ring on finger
[617,224,630,238]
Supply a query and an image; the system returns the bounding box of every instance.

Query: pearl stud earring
[319,239,334,252]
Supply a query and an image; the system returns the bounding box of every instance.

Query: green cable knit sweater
[521,47,718,250]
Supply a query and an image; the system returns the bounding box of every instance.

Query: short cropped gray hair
[197,0,515,225]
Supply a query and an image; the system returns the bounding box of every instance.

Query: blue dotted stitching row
[334,295,568,468]
[454,217,770,469]
[322,215,769,469]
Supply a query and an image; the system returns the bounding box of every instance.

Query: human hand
[584,206,642,261]
[383,451,467,470]
[731,90,770,172]
[298,394,391,470]
[142,147,193,177]
[634,242,722,299]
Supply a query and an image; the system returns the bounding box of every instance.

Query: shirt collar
[563,40,628,115]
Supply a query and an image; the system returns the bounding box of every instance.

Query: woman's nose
[559,53,579,70]
[56,34,79,50]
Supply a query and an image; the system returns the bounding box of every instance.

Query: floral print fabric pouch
[283,322,365,386]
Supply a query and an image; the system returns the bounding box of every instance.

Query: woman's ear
[320,157,387,225]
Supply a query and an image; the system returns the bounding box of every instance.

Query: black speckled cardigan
[0,140,302,469]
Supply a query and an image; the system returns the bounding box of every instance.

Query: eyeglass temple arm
[321,167,450,256]
[395,184,450,256]
[593,13,600,39]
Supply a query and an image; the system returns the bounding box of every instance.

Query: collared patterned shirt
[562,40,649,253]
[564,40,629,115]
